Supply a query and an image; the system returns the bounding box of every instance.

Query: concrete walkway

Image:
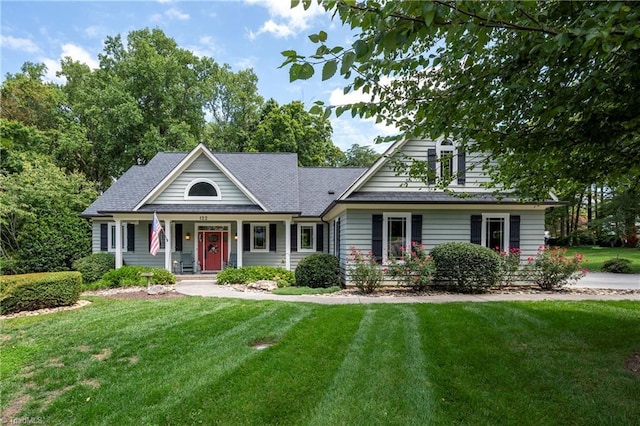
[175,273,639,305]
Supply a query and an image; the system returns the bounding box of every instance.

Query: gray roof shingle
[297,167,367,216]
[81,152,187,217]
[215,153,300,212]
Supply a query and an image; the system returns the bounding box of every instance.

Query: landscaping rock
[147,285,167,295]
[248,280,278,291]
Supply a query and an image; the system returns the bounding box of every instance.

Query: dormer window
[427,139,466,186]
[184,179,221,201]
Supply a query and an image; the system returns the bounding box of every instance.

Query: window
[184,178,221,201]
[108,223,127,252]
[251,224,268,252]
[383,213,412,262]
[482,214,510,252]
[437,139,456,180]
[298,224,315,252]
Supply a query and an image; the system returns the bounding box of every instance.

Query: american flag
[150,212,163,256]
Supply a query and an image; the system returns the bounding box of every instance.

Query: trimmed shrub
[99,266,176,288]
[601,257,633,274]
[430,242,502,293]
[216,266,295,287]
[72,253,116,283]
[0,271,82,315]
[295,254,341,288]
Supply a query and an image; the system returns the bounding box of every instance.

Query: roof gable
[134,144,266,211]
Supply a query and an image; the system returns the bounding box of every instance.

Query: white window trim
[436,139,458,181]
[108,223,128,253]
[481,213,510,252]
[184,178,222,201]
[298,224,316,253]
[382,212,412,264]
[250,223,269,252]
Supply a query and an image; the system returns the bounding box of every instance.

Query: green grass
[271,286,342,295]
[564,246,640,273]
[1,297,639,425]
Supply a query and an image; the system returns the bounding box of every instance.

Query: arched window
[184,179,221,201]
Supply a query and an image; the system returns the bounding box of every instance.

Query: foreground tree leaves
[282,0,640,199]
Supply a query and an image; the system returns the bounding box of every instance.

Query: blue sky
[1,0,394,152]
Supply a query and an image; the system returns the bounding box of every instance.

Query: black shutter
[175,224,183,252]
[470,215,482,245]
[336,219,341,259]
[411,215,422,245]
[127,223,135,252]
[100,223,108,251]
[269,223,277,252]
[457,150,466,186]
[509,215,521,250]
[427,148,437,184]
[372,214,383,264]
[291,224,297,252]
[316,224,324,252]
[243,223,250,252]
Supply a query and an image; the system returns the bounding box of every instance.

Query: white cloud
[330,116,390,153]
[83,25,107,39]
[165,7,189,20]
[235,56,257,70]
[41,43,99,84]
[246,0,325,39]
[0,35,40,53]
[150,7,189,24]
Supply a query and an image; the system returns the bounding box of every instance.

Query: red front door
[198,231,227,272]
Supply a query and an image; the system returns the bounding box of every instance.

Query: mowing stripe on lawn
[307,305,432,426]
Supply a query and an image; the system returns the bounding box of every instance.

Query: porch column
[285,219,291,271]
[164,219,172,272]
[115,219,123,268]
[236,220,243,268]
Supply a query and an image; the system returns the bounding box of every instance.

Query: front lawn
[564,246,640,273]
[2,297,639,425]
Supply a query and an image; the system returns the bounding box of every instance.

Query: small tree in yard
[348,247,383,293]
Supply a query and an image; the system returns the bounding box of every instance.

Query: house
[82,138,559,284]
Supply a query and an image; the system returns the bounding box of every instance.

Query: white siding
[153,154,253,204]
[360,139,495,192]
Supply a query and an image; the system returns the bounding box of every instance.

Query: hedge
[0,271,82,315]
[72,252,116,283]
[216,266,295,287]
[430,242,502,293]
[295,254,341,288]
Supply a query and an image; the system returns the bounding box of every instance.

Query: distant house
[82,139,559,284]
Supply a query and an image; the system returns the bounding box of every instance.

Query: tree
[341,143,380,167]
[58,28,215,187]
[248,100,344,166]
[0,153,97,273]
[203,65,264,152]
[283,1,640,199]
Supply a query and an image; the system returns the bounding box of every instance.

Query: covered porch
[109,213,296,273]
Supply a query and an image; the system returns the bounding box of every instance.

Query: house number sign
[199,216,208,221]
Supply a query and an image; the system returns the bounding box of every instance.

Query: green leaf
[291,0,300,8]
[309,34,320,43]
[322,60,338,81]
[298,63,315,80]
[424,10,436,26]
[341,51,356,74]
[289,63,301,82]
[318,31,328,42]
[281,50,297,57]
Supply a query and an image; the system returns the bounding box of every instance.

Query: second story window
[184,179,222,201]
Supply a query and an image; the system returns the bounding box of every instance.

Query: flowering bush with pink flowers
[497,247,523,286]
[385,243,436,291]
[524,246,586,290]
[348,247,383,293]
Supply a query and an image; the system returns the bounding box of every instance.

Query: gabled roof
[298,167,367,216]
[81,153,186,217]
[135,144,267,211]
